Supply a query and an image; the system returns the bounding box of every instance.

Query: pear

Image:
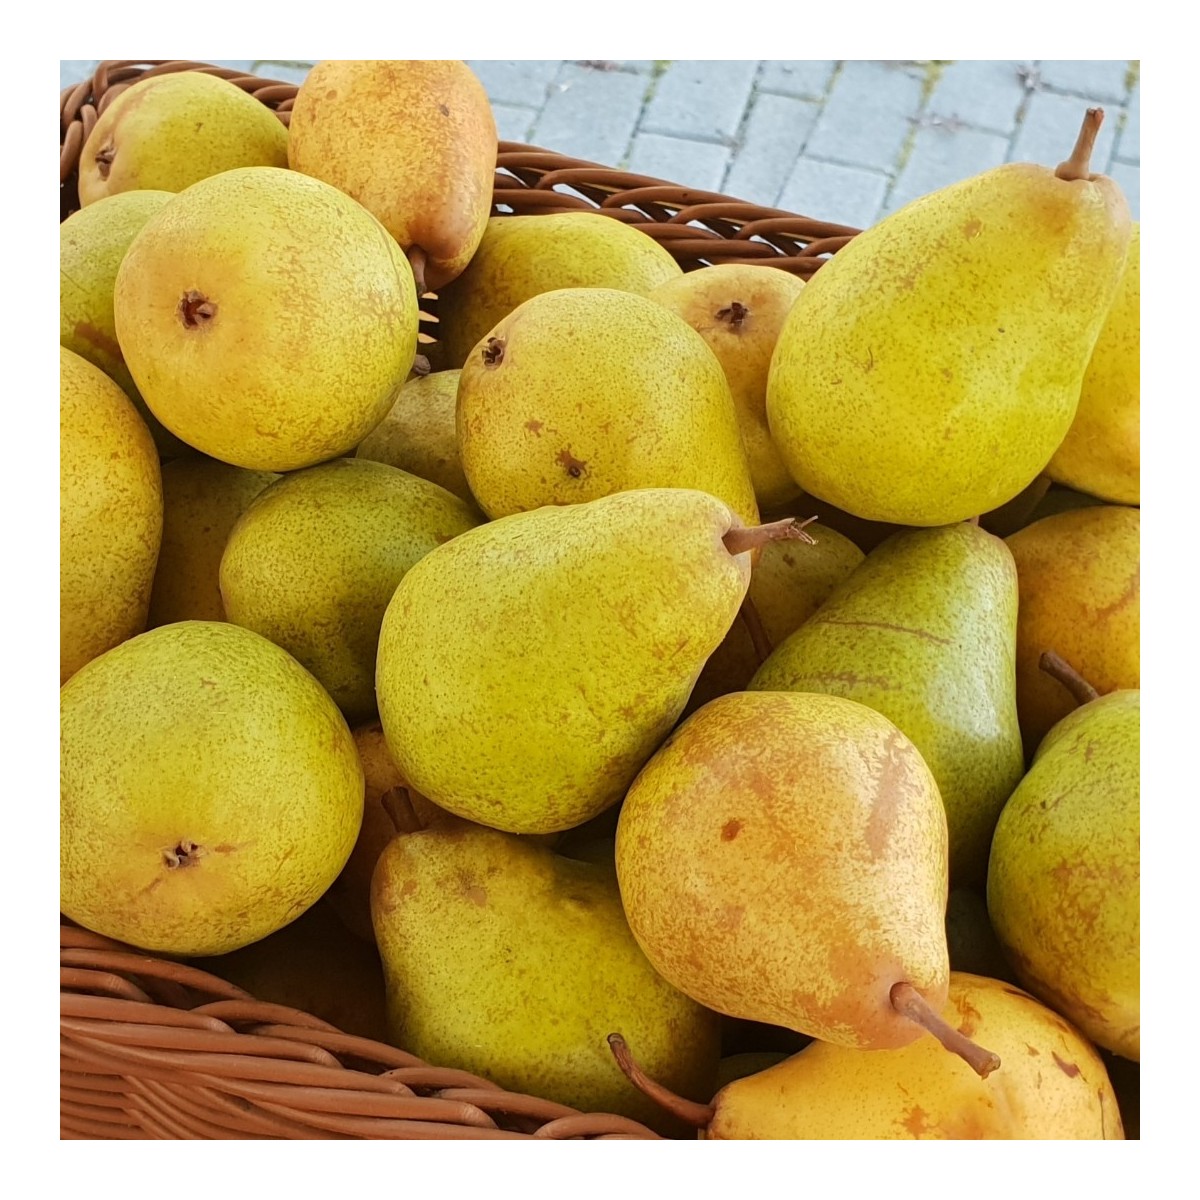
[428,212,683,370]
[60,621,363,956]
[371,824,720,1135]
[113,167,418,472]
[988,661,1139,1061]
[1005,505,1139,755]
[355,370,475,505]
[1047,222,1140,504]
[220,459,480,725]
[78,71,289,205]
[649,263,806,511]
[615,691,999,1074]
[376,490,813,835]
[287,60,496,292]
[457,287,759,526]
[148,457,277,627]
[767,108,1131,525]
[1026,483,1107,524]
[60,347,163,683]
[750,522,1024,885]
[59,189,184,456]
[611,973,1122,1139]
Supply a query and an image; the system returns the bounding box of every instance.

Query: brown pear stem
[411,353,432,378]
[1055,107,1104,182]
[607,1034,714,1128]
[381,787,425,835]
[968,514,981,526]
[739,596,773,665]
[406,245,428,296]
[723,515,818,558]
[890,983,1001,1079]
[1038,651,1100,708]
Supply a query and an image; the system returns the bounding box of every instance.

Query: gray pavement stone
[779,157,890,229]
[642,60,759,144]
[1115,83,1139,164]
[806,60,925,171]
[572,60,656,74]
[758,61,838,100]
[491,102,539,144]
[1010,88,1119,171]
[722,92,820,206]
[468,60,561,108]
[885,124,1010,214]
[252,62,314,84]
[627,133,731,192]
[1108,160,1140,220]
[926,60,1031,135]
[1037,60,1133,103]
[529,63,648,164]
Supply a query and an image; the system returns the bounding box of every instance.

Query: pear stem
[381,787,425,835]
[1055,107,1104,182]
[407,245,428,297]
[740,596,773,665]
[968,515,981,527]
[890,983,1001,1079]
[1039,651,1100,708]
[723,515,818,558]
[607,1034,715,1128]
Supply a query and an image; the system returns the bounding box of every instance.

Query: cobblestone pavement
[61,59,1141,226]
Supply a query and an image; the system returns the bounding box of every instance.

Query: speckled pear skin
[428,212,683,370]
[148,457,277,628]
[287,60,497,292]
[1047,223,1140,504]
[988,690,1139,1061]
[766,160,1131,525]
[1005,505,1139,756]
[749,523,1023,886]
[707,973,1123,1140]
[60,347,163,683]
[375,488,752,835]
[113,167,418,472]
[457,288,760,527]
[371,825,720,1135]
[220,458,480,725]
[615,690,950,1050]
[77,71,289,206]
[649,263,807,511]
[60,621,364,957]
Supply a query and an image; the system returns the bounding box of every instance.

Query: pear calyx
[1038,650,1101,708]
[890,982,1001,1078]
[482,336,505,368]
[163,839,205,869]
[716,300,750,329]
[723,515,818,558]
[94,141,116,179]
[1055,107,1104,182]
[179,290,217,329]
[607,1033,715,1128]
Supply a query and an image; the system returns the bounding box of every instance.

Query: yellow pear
[1005,505,1139,754]
[649,264,806,511]
[60,621,363,956]
[767,109,1131,525]
[287,60,496,292]
[457,287,759,526]
[429,212,683,370]
[114,167,418,472]
[78,71,288,205]
[355,370,474,504]
[59,189,184,456]
[60,347,162,683]
[1047,223,1140,504]
[148,457,277,627]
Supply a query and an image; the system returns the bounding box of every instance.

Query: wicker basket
[58,60,862,1141]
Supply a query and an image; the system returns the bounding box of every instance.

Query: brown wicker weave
[58,60,862,1141]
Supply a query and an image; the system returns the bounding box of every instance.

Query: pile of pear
[60,64,1139,1140]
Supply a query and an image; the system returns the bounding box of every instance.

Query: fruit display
[59,62,1139,1141]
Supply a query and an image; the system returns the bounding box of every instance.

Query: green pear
[371,824,720,1135]
[375,490,803,835]
[428,212,683,370]
[60,621,363,956]
[750,522,1024,885]
[78,71,289,205]
[220,459,480,725]
[456,287,759,527]
[60,347,163,683]
[988,684,1139,1061]
[59,189,184,456]
[767,109,1131,525]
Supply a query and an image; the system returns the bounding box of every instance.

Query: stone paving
[60,59,1141,225]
